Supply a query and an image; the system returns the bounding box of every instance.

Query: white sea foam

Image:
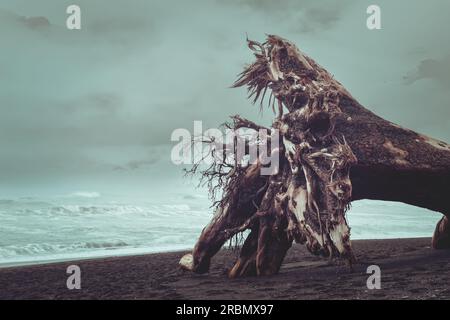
[0,195,442,268]
[67,191,101,199]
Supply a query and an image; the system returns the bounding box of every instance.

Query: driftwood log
[179,35,450,277]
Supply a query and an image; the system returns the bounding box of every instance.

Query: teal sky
[1,0,449,198]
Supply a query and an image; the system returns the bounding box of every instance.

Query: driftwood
[179,35,450,277]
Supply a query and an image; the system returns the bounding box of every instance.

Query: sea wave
[0,240,130,259]
[0,197,442,268]
[67,191,101,198]
[48,205,148,216]
[0,203,211,218]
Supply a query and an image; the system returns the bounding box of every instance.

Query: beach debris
[179,35,450,277]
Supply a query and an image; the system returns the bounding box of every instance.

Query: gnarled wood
[432,216,450,249]
[180,35,450,277]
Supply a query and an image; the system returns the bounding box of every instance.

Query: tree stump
[179,35,450,277]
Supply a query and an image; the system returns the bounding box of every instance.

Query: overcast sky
[0,0,449,198]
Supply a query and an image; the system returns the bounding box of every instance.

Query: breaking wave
[0,196,213,266]
[0,240,129,258]
[0,196,442,267]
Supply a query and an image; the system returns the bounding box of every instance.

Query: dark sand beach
[0,237,449,300]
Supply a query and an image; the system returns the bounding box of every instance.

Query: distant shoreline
[1,237,450,300]
[0,245,193,270]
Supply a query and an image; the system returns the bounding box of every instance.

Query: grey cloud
[84,12,161,47]
[19,16,51,29]
[0,4,160,49]
[403,56,450,86]
[0,10,50,32]
[297,5,341,33]
[1,0,450,197]
[88,16,150,34]
[61,93,123,115]
[114,158,159,171]
[221,0,355,33]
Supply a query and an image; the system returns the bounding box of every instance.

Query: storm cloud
[220,0,355,33]
[0,0,449,197]
[404,56,450,86]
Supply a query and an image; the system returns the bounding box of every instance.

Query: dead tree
[179,35,450,277]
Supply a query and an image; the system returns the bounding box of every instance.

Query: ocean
[0,192,441,267]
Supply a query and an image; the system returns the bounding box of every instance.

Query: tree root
[180,35,450,277]
[432,216,450,249]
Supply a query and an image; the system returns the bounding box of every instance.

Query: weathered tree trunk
[179,35,450,277]
[335,96,450,213]
[180,163,266,274]
[432,216,450,249]
[336,95,450,248]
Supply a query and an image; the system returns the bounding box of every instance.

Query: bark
[180,162,266,273]
[432,216,450,249]
[336,96,450,213]
[179,35,450,277]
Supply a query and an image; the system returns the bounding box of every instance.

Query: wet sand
[0,237,449,300]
